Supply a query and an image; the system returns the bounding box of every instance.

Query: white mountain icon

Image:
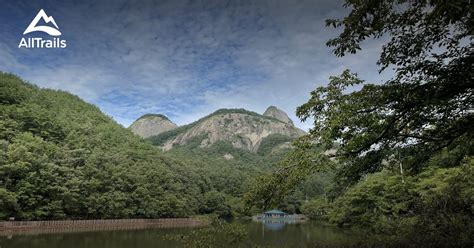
[23,9,61,36]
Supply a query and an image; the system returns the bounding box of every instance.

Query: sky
[0,0,393,130]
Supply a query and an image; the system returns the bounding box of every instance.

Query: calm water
[0,221,371,248]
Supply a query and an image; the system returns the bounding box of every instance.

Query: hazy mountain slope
[147,108,305,153]
[129,114,177,138]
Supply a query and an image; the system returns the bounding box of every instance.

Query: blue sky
[0,0,392,130]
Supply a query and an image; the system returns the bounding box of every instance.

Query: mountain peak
[137,113,171,121]
[263,106,294,125]
[130,114,177,138]
[148,107,305,152]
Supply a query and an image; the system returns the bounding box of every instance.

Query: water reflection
[247,220,370,247]
[0,221,371,248]
[256,218,306,231]
[263,222,285,231]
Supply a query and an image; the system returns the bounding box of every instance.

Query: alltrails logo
[18,9,67,48]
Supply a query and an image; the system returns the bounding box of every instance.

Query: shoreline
[0,218,209,236]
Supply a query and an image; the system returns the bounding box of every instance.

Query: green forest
[0,74,256,219]
[0,75,316,220]
[0,0,472,246]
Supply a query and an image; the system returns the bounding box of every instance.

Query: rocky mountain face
[143,107,306,153]
[263,106,294,125]
[129,114,177,138]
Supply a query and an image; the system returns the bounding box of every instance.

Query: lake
[0,220,377,247]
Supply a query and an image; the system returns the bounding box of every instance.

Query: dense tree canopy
[0,73,206,219]
[297,0,473,184]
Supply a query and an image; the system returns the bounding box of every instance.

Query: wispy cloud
[0,0,392,130]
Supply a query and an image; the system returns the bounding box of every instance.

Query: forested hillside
[159,132,331,215]
[0,73,205,219]
[0,72,324,220]
[142,106,326,214]
[0,73,255,220]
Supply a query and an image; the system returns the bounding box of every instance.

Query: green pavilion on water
[262,210,289,219]
[253,209,307,222]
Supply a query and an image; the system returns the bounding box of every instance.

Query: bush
[301,197,330,220]
[326,158,473,245]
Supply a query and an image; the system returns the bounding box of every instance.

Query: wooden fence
[0,218,208,236]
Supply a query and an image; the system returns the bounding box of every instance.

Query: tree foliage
[244,137,335,212]
[328,159,473,245]
[297,0,473,184]
[245,0,473,244]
